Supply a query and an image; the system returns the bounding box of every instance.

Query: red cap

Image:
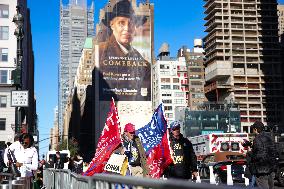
[124,123,135,133]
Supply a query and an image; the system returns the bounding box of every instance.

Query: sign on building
[11,90,29,107]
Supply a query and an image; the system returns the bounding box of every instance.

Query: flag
[136,104,167,154]
[83,99,121,176]
[147,130,172,178]
[136,104,173,178]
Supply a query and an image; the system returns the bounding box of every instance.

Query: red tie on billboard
[147,130,173,178]
[83,98,121,176]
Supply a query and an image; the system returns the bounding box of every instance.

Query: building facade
[0,0,36,148]
[73,37,94,97]
[152,45,188,124]
[183,102,241,137]
[203,0,284,132]
[50,106,59,150]
[178,39,207,110]
[0,0,17,148]
[59,0,94,135]
[278,4,284,44]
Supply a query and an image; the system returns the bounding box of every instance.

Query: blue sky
[27,0,284,156]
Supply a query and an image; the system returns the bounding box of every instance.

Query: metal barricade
[0,173,27,189]
[43,169,235,189]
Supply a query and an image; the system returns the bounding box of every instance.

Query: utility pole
[12,6,24,134]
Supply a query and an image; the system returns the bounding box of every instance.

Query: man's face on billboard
[110,16,135,46]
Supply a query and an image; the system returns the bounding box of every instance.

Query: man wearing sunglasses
[121,123,149,177]
[164,121,198,180]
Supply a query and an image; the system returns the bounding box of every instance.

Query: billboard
[94,0,153,139]
[97,0,151,101]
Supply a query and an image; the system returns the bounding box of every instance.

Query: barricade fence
[0,173,30,189]
[43,169,235,189]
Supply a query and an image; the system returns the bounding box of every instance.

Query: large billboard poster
[98,0,151,101]
[94,0,152,135]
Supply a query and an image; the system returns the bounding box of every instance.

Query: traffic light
[11,68,21,87]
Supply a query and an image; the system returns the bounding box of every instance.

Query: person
[15,133,38,178]
[4,134,23,166]
[54,151,64,169]
[164,121,198,180]
[0,150,6,173]
[45,157,54,168]
[73,153,83,174]
[83,162,89,173]
[117,123,149,177]
[242,140,256,188]
[98,0,151,101]
[251,121,277,189]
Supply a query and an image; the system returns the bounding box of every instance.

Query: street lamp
[12,6,24,133]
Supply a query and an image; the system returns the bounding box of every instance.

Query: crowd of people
[0,119,279,189]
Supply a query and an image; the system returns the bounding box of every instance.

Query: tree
[58,137,79,157]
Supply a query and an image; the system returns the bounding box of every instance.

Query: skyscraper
[59,0,94,134]
[278,4,284,44]
[203,0,284,132]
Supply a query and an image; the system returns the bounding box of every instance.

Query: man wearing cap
[98,0,151,101]
[164,121,198,180]
[251,121,277,189]
[119,123,149,177]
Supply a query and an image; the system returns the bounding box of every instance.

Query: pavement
[199,179,283,188]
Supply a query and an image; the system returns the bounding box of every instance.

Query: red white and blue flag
[83,99,121,176]
[136,104,173,178]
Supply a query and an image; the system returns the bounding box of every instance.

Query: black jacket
[55,158,64,169]
[165,134,197,179]
[244,151,255,178]
[252,132,277,176]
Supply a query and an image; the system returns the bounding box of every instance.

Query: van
[46,150,70,169]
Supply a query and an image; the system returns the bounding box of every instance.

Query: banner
[98,0,151,101]
[137,104,173,178]
[136,104,167,154]
[83,99,121,176]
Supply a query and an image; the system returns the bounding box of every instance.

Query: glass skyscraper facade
[59,0,94,134]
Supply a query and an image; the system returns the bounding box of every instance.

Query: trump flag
[83,99,121,176]
[136,104,173,178]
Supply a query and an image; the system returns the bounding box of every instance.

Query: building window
[173,85,180,90]
[174,99,184,104]
[173,78,179,83]
[0,119,5,130]
[161,85,171,89]
[0,5,9,18]
[162,99,172,104]
[0,48,8,61]
[162,93,171,97]
[0,26,9,40]
[161,78,170,83]
[0,70,7,83]
[164,106,172,111]
[175,92,184,97]
[165,113,173,118]
[0,96,7,107]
